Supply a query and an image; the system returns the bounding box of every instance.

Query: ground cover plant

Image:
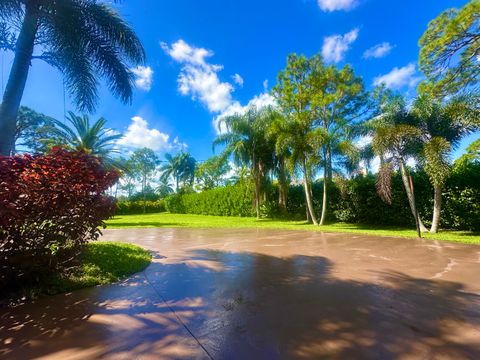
[2,242,151,306]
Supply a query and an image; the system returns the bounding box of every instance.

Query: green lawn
[7,242,151,305]
[106,212,480,245]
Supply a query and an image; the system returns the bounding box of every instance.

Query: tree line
[1,1,479,234]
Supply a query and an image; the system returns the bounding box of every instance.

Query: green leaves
[2,0,145,112]
[419,0,480,96]
[423,137,451,188]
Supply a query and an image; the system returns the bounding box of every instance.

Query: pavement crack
[141,270,215,360]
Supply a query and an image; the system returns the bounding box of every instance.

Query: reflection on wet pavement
[1,228,480,359]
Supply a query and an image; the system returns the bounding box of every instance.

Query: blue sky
[2,0,476,161]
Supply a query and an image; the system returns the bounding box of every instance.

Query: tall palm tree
[50,111,122,166]
[214,107,275,219]
[411,94,478,233]
[160,152,197,192]
[0,0,145,155]
[368,97,429,233]
[272,112,321,224]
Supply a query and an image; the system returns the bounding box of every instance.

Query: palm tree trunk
[399,161,428,233]
[327,145,333,180]
[303,158,318,225]
[278,159,288,214]
[319,166,328,225]
[430,185,442,233]
[254,168,261,219]
[142,175,146,214]
[0,3,39,155]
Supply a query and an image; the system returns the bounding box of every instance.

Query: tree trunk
[278,159,288,214]
[303,159,318,225]
[399,161,428,233]
[0,3,39,155]
[430,185,442,233]
[319,165,328,225]
[142,175,146,214]
[326,145,333,180]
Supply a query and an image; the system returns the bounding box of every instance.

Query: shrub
[115,199,166,215]
[0,148,119,289]
[165,183,255,217]
[163,166,480,231]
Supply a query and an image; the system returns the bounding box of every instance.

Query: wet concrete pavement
[1,228,480,359]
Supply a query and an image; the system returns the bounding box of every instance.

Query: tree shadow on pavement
[1,249,479,359]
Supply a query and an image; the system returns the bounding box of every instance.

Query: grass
[5,242,151,306]
[106,212,480,245]
[55,241,152,290]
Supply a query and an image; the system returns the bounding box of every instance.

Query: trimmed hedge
[165,183,255,217]
[164,164,480,231]
[115,200,166,215]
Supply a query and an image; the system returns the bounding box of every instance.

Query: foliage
[116,199,166,215]
[162,166,480,231]
[195,154,231,191]
[0,148,119,290]
[1,0,145,112]
[214,106,275,218]
[14,106,60,153]
[419,0,480,96]
[0,0,145,155]
[160,152,197,192]
[129,148,159,208]
[50,111,123,167]
[454,138,480,167]
[3,242,151,305]
[165,183,255,217]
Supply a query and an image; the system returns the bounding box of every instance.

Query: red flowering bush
[0,148,119,288]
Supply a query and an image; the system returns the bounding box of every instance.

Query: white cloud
[322,28,359,63]
[213,92,276,134]
[161,40,234,112]
[131,66,153,91]
[162,39,277,134]
[118,116,185,152]
[363,42,394,59]
[373,63,422,89]
[317,0,357,12]
[232,73,244,87]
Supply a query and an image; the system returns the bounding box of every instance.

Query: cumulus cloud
[214,92,276,134]
[162,39,277,134]
[317,0,357,12]
[322,28,359,63]
[131,66,153,91]
[232,73,244,87]
[161,40,235,112]
[118,116,185,152]
[363,42,394,59]
[373,63,422,89]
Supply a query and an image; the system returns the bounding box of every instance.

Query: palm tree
[50,111,122,167]
[214,107,275,219]
[272,113,321,224]
[155,179,174,198]
[160,152,197,192]
[368,97,429,233]
[0,0,145,155]
[411,94,478,233]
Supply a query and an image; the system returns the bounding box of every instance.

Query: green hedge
[163,165,480,231]
[115,200,166,215]
[165,183,255,217]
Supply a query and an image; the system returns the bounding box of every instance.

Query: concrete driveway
[1,228,480,359]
